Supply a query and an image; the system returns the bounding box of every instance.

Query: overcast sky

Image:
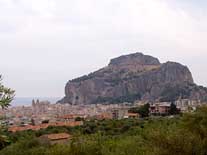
[0,0,207,97]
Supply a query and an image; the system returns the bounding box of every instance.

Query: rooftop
[41,133,71,140]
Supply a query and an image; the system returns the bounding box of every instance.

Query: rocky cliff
[58,53,207,104]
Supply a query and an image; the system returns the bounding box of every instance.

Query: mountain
[58,53,207,104]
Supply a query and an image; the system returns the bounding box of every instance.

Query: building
[8,121,83,133]
[93,113,112,120]
[150,102,171,116]
[174,99,201,112]
[39,133,72,145]
[111,108,129,119]
[32,99,50,115]
[57,114,85,122]
[124,113,140,119]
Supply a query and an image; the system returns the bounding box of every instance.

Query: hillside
[58,53,207,104]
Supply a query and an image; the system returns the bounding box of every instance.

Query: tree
[138,103,150,118]
[129,107,140,114]
[0,75,15,109]
[42,120,49,124]
[182,106,207,139]
[75,117,83,121]
[169,103,179,115]
[31,118,35,126]
[129,103,150,118]
[0,75,14,150]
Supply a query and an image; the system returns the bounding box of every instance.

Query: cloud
[0,0,207,96]
[0,0,205,40]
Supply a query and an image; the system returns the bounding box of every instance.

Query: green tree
[75,117,83,121]
[169,103,179,115]
[129,104,150,118]
[0,75,14,150]
[138,103,150,118]
[31,119,35,126]
[0,76,15,109]
[41,120,49,124]
[182,106,207,139]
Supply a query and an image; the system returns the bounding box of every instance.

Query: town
[0,98,205,133]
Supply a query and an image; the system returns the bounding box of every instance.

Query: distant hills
[58,53,207,104]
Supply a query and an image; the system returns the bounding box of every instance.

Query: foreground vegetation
[0,106,207,155]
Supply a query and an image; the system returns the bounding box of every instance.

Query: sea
[10,97,61,107]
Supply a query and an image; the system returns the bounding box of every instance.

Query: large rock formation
[58,53,207,104]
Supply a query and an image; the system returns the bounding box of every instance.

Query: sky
[0,0,207,97]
